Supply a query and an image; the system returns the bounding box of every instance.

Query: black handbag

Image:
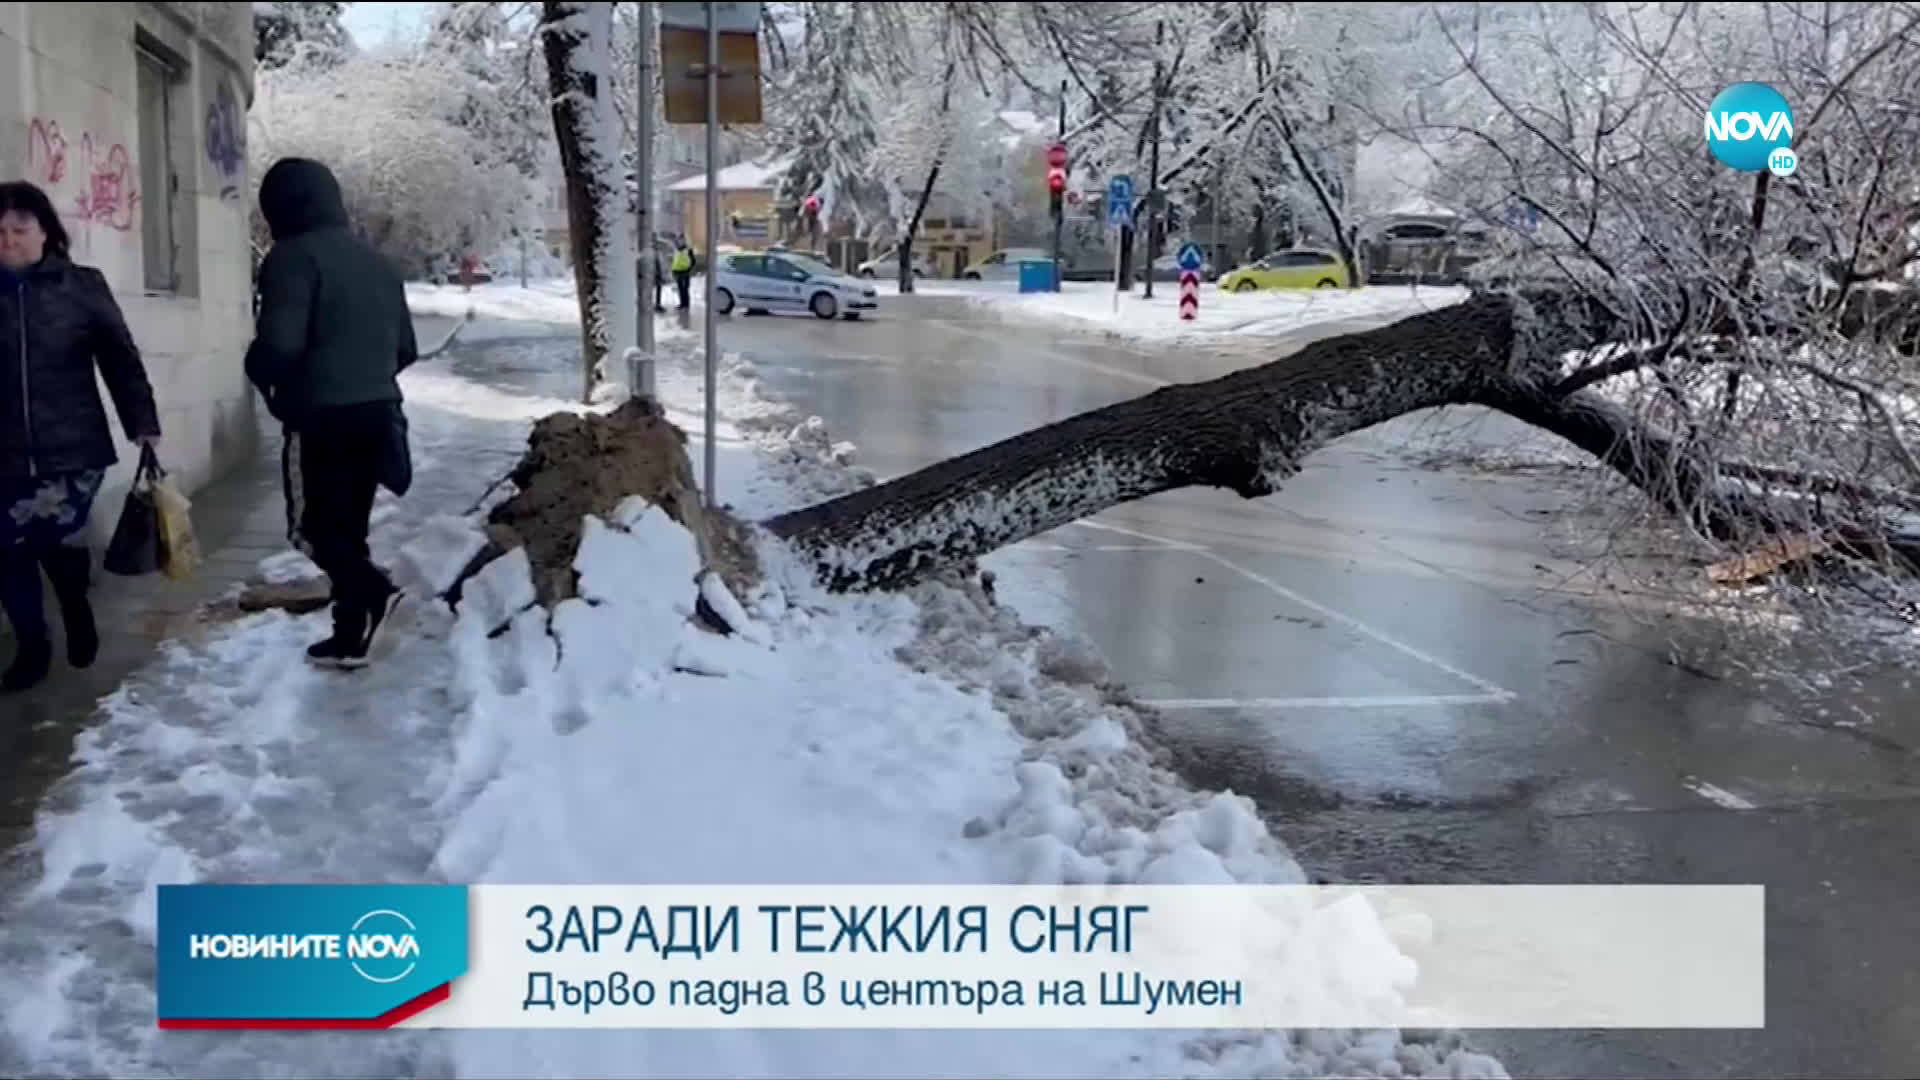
[103,445,164,577]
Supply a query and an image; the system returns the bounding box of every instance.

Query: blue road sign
[1176,243,1205,272]
[1106,175,1134,228]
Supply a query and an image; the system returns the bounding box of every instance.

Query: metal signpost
[1107,174,1132,313]
[633,2,657,401]
[661,2,762,508]
[1176,242,1203,322]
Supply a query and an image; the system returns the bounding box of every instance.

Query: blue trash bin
[1017,259,1059,293]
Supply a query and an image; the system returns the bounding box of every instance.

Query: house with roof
[666,155,794,254]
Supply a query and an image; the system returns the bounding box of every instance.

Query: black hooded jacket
[245,158,417,428]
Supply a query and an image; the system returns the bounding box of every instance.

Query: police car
[712,249,879,320]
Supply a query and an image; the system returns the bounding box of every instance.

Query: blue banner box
[155,884,469,1029]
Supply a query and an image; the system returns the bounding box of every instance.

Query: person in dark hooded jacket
[246,157,417,670]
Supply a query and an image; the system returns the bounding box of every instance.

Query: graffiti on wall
[25,117,141,248]
[27,117,69,184]
[205,79,245,201]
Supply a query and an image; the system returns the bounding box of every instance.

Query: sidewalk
[0,430,288,837]
[0,315,463,843]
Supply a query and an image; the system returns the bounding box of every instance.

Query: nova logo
[349,909,421,984]
[1703,83,1796,176]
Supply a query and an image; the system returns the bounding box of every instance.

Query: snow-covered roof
[1381,198,1458,219]
[997,109,1044,134]
[667,155,794,193]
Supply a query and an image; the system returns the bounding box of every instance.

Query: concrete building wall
[1,0,256,547]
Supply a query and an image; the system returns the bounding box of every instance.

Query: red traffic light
[1046,142,1067,168]
[1047,166,1066,194]
[803,194,820,215]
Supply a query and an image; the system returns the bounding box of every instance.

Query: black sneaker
[361,588,405,659]
[306,631,369,670]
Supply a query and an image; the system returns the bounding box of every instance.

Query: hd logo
[1703,82,1796,178]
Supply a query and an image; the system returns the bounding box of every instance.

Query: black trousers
[282,402,400,634]
[674,271,691,310]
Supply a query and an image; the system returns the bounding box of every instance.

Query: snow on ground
[407,279,590,325]
[0,289,1505,1079]
[899,278,1470,347]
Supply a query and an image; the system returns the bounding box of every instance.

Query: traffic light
[1047,166,1066,195]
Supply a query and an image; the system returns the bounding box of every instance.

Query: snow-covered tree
[761,2,893,244]
[247,43,536,278]
[864,3,1010,290]
[540,0,635,402]
[253,0,350,68]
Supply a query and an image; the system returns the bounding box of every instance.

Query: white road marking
[931,320,1174,389]
[1684,779,1757,810]
[1142,693,1514,710]
[1069,519,1204,550]
[1076,518,1518,702]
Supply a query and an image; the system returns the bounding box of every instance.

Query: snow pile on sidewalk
[439,360,1506,1079]
[0,317,1505,1079]
[949,280,1470,346]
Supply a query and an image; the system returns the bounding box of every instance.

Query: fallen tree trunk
[764,293,1917,592]
[766,295,1526,590]
[449,292,1917,607]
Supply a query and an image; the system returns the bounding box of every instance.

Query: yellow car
[1216,248,1351,292]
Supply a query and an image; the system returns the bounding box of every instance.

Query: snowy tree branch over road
[478,2,1918,646]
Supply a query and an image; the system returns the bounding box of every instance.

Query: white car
[713,251,879,320]
[857,247,935,279]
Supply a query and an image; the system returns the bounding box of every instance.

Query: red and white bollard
[1178,269,1199,321]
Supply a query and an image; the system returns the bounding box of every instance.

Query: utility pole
[1142,19,1164,300]
[633,0,657,400]
[1051,78,1065,285]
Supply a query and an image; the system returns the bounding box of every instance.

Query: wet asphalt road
[707,294,1920,1079]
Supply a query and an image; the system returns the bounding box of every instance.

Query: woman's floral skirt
[1,470,105,551]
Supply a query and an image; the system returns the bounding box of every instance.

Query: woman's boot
[1,558,52,692]
[40,545,99,669]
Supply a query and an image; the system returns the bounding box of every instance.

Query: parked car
[857,246,936,279]
[1139,253,1215,283]
[1216,248,1351,292]
[960,247,1053,281]
[1360,218,1493,283]
[434,258,495,285]
[713,250,879,320]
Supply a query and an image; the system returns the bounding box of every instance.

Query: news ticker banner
[155,884,1764,1030]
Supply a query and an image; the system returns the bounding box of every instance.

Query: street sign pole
[1106,174,1132,313]
[634,0,656,400]
[1175,242,1203,322]
[702,1,718,509]
[661,1,762,510]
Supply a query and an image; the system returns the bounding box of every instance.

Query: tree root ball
[483,397,760,608]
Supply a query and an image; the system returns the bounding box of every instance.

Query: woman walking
[0,181,162,692]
